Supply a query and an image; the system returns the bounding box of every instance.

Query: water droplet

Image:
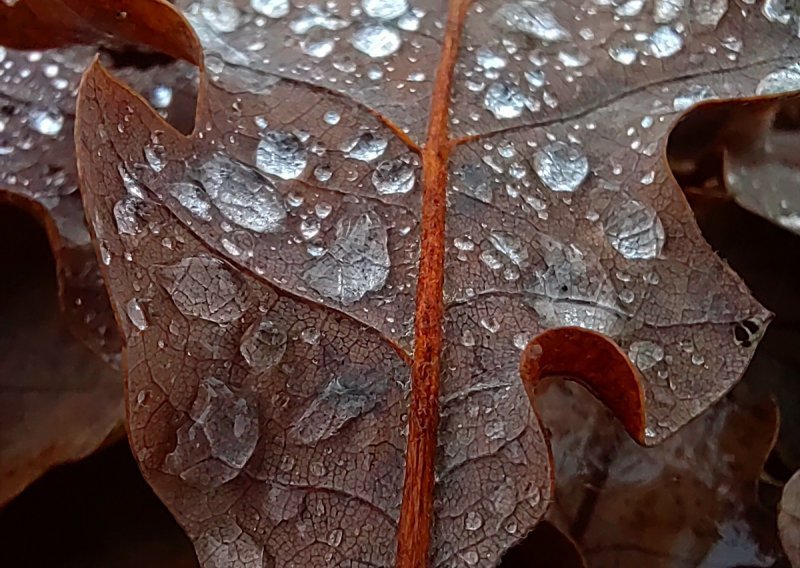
[603,199,665,260]
[648,26,683,58]
[691,352,705,366]
[654,0,685,23]
[199,0,241,33]
[476,47,507,70]
[144,143,167,173]
[628,341,665,371]
[762,0,796,27]
[484,82,525,119]
[164,377,257,487]
[484,420,506,440]
[169,182,213,221]
[673,84,718,111]
[157,256,250,323]
[193,153,286,233]
[251,0,289,18]
[256,130,308,180]
[534,141,589,193]
[113,196,148,236]
[301,327,320,345]
[362,0,408,20]
[126,298,149,331]
[692,0,728,27]
[150,85,173,109]
[302,38,335,58]
[465,511,484,531]
[290,5,349,34]
[303,212,390,304]
[757,62,800,95]
[609,44,638,65]
[489,232,528,267]
[315,202,333,218]
[351,25,401,58]
[372,157,416,194]
[461,551,479,566]
[28,108,63,137]
[290,366,388,444]
[323,110,341,125]
[495,2,570,42]
[453,163,492,203]
[344,131,388,162]
[240,317,287,372]
[118,164,146,199]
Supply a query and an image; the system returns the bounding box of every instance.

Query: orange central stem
[396,1,471,567]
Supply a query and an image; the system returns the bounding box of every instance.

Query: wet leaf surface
[0,204,120,506]
[5,0,798,565]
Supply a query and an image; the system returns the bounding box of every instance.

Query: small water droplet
[28,108,63,137]
[126,298,148,331]
[495,2,570,41]
[144,143,167,173]
[465,511,484,531]
[323,110,341,125]
[628,340,665,371]
[327,528,344,547]
[240,317,287,372]
[603,200,665,260]
[648,26,683,58]
[484,82,526,119]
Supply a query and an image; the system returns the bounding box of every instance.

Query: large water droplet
[289,366,388,445]
[28,108,63,137]
[256,130,308,180]
[303,212,390,304]
[158,256,250,323]
[533,141,589,193]
[495,2,570,42]
[193,153,286,232]
[484,82,526,119]
[603,199,665,260]
[351,25,401,58]
[648,26,683,58]
[199,0,241,33]
[169,182,213,221]
[757,62,800,95]
[654,0,685,23]
[372,157,416,194]
[240,317,287,372]
[362,0,408,20]
[251,0,289,18]
[164,377,258,488]
[343,131,388,162]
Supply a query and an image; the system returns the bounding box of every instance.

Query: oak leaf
[69,0,795,566]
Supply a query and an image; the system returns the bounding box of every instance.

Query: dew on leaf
[256,130,308,180]
[757,62,800,95]
[169,182,213,221]
[673,84,718,111]
[362,0,408,20]
[251,0,289,18]
[343,131,388,162]
[533,141,589,193]
[351,25,402,58]
[372,157,416,194]
[192,153,286,233]
[453,163,493,203]
[240,317,288,372]
[289,367,388,445]
[303,212,390,304]
[654,0,685,23]
[113,196,147,236]
[28,108,63,137]
[126,298,149,331]
[484,82,526,119]
[144,143,167,173]
[648,26,684,58]
[603,199,665,260]
[495,2,570,42]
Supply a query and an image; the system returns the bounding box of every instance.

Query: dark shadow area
[0,441,198,568]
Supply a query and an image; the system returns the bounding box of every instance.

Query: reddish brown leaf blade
[521,327,645,443]
[71,0,794,567]
[0,205,120,506]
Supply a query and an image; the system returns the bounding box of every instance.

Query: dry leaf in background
[540,379,781,567]
[781,470,800,567]
[0,3,199,498]
[0,205,119,506]
[66,0,800,565]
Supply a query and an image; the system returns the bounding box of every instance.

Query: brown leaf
[69,0,788,565]
[540,379,782,567]
[781,470,800,567]
[0,205,120,506]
